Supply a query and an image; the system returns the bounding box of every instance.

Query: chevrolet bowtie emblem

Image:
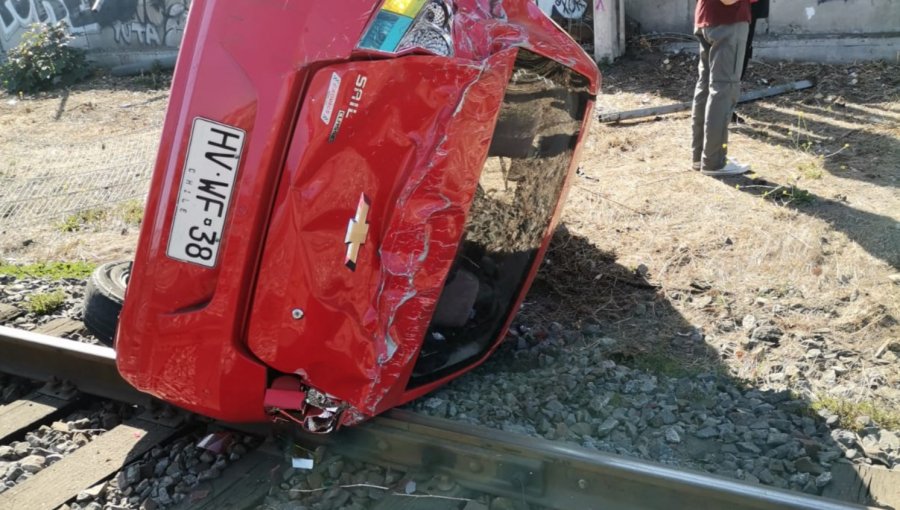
[344,193,371,271]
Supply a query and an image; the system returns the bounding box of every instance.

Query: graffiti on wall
[537,0,589,20]
[0,0,188,53]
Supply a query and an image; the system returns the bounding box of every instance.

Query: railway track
[0,325,878,510]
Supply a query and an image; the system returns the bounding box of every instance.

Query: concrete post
[594,0,625,63]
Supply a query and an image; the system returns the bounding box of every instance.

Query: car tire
[83,261,131,346]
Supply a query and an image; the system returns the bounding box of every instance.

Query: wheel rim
[115,267,130,290]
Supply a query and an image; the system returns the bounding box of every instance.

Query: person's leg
[741,15,757,81]
[732,14,758,123]
[701,22,749,172]
[691,28,712,168]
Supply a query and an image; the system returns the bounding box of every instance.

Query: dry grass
[0,74,166,179]
[539,49,899,413]
[0,73,162,265]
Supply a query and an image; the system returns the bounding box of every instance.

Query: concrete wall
[628,0,900,36]
[3,0,896,65]
[1,0,189,66]
[627,0,694,35]
[766,0,899,36]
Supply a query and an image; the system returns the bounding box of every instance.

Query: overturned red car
[114,0,599,433]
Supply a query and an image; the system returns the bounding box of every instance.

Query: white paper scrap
[292,457,315,470]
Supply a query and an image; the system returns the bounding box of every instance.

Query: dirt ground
[1,50,898,418]
[0,72,168,262]
[532,47,899,416]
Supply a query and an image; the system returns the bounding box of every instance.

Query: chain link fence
[0,130,160,229]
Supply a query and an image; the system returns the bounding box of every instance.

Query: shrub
[0,22,89,94]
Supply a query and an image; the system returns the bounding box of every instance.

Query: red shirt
[695,0,752,27]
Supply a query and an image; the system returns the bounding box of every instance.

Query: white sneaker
[701,160,750,176]
[692,161,701,171]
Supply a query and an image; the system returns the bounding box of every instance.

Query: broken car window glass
[410,49,591,386]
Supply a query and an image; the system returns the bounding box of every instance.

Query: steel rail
[0,325,150,406]
[0,326,875,510]
[312,409,874,510]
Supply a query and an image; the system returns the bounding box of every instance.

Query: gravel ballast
[0,275,98,344]
[409,321,900,497]
[258,447,512,510]
[67,429,262,510]
[0,403,130,495]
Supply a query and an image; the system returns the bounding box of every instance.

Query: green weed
[117,200,144,226]
[626,349,721,379]
[0,261,95,279]
[135,61,172,90]
[797,160,824,180]
[791,111,815,153]
[812,396,900,432]
[26,290,66,315]
[761,183,815,207]
[59,208,107,232]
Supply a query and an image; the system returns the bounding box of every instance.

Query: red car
[110,0,599,433]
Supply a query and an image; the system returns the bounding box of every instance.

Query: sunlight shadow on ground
[738,102,899,189]
[708,174,899,270]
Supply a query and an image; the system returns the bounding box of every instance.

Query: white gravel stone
[19,455,45,473]
[665,428,681,444]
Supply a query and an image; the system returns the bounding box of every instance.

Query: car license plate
[167,118,246,268]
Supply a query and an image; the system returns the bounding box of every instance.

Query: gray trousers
[691,22,749,171]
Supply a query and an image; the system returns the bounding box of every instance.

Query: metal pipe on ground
[598,79,816,123]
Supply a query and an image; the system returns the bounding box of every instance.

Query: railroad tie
[168,443,279,510]
[0,414,184,510]
[0,391,77,443]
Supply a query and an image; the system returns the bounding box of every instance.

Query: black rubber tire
[83,261,131,346]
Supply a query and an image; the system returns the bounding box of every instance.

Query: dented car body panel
[116,0,600,429]
[247,51,516,410]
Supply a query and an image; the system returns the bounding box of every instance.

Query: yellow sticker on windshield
[382,0,427,17]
